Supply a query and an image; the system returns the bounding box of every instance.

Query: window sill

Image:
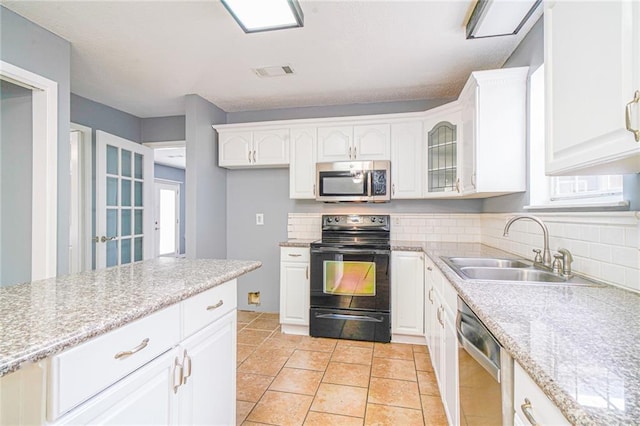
[524,200,630,212]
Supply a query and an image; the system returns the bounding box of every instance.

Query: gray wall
[155,164,186,254]
[71,94,142,143]
[185,94,227,259]
[142,116,186,142]
[1,5,71,277]
[0,85,32,286]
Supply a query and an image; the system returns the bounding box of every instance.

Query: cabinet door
[253,129,289,166]
[460,89,477,194]
[218,131,252,167]
[545,1,640,175]
[280,260,310,326]
[514,362,570,425]
[442,305,459,426]
[55,350,178,425]
[317,126,353,161]
[178,311,236,426]
[391,121,423,198]
[391,251,425,336]
[354,124,390,160]
[424,106,463,197]
[290,127,317,199]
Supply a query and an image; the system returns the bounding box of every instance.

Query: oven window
[323,260,376,296]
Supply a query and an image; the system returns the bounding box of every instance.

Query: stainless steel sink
[458,267,566,283]
[441,256,606,287]
[445,257,531,269]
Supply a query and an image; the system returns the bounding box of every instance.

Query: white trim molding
[1,60,58,281]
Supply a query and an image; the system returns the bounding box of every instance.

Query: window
[528,65,625,208]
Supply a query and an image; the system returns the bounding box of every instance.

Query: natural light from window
[528,65,625,208]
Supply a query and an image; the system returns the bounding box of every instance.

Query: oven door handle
[315,313,384,323]
[311,247,390,255]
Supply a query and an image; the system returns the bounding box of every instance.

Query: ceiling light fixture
[466,0,541,39]
[221,0,304,33]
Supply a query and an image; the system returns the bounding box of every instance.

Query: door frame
[154,179,181,257]
[0,60,58,281]
[69,123,93,272]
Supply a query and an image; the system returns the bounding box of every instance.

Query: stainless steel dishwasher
[457,297,513,426]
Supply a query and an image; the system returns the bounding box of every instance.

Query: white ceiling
[3,0,540,118]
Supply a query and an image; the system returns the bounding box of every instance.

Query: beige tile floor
[236,311,448,426]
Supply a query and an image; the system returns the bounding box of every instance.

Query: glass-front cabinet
[424,103,463,197]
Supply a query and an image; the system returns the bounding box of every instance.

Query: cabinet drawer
[182,280,237,338]
[514,362,570,425]
[281,247,310,262]
[48,304,180,421]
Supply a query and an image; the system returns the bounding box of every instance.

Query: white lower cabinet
[514,362,569,426]
[279,247,310,335]
[47,280,238,425]
[425,257,459,426]
[391,251,425,341]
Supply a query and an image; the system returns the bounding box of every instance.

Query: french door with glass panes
[95,131,154,268]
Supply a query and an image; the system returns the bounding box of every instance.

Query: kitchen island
[0,257,261,424]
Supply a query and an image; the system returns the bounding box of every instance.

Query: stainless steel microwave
[316,161,390,202]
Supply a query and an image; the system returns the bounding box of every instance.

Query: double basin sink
[441,257,605,287]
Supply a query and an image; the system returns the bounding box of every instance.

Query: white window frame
[526,64,626,210]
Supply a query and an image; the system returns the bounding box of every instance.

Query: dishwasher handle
[456,313,501,383]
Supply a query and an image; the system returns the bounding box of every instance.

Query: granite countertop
[279,239,315,248]
[0,257,261,377]
[419,242,639,426]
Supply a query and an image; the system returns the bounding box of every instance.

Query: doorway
[154,181,180,257]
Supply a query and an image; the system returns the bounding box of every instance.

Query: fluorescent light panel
[467,0,541,39]
[221,0,304,33]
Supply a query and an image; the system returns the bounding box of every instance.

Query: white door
[96,131,154,268]
[154,181,180,257]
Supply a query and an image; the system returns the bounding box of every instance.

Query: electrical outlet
[248,291,260,305]
[256,213,264,225]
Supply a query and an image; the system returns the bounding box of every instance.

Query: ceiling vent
[253,65,295,78]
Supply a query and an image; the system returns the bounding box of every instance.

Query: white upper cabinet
[353,124,391,160]
[458,67,528,197]
[217,128,289,168]
[423,103,464,198]
[545,1,640,175]
[317,126,353,161]
[317,124,390,162]
[391,121,424,198]
[289,127,317,199]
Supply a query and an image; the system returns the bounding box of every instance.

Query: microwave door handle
[367,170,373,196]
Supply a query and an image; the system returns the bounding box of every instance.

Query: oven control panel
[322,214,389,228]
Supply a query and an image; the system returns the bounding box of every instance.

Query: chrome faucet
[503,215,552,268]
[557,248,574,277]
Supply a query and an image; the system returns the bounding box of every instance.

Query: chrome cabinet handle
[206,300,224,310]
[248,150,252,163]
[520,398,540,426]
[253,150,257,163]
[436,306,443,326]
[428,287,433,303]
[392,183,395,196]
[353,146,357,159]
[288,253,302,257]
[455,178,461,193]
[182,349,192,384]
[114,337,150,360]
[348,147,352,159]
[471,173,476,189]
[625,90,640,142]
[306,266,309,280]
[313,184,316,196]
[173,356,183,394]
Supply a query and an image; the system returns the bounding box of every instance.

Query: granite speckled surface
[279,239,315,248]
[407,242,638,426]
[0,257,261,377]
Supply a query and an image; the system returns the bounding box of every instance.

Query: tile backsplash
[288,211,640,292]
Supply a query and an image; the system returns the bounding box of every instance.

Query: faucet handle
[552,254,564,275]
[532,249,542,263]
